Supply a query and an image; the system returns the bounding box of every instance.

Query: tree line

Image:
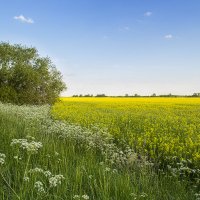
[72,93,200,97]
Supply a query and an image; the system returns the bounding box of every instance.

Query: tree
[96,94,106,97]
[0,42,66,105]
[192,93,200,97]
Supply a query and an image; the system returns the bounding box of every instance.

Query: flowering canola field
[52,97,200,169]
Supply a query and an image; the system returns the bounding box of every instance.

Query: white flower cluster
[43,119,143,168]
[49,174,65,188]
[195,193,200,200]
[44,170,52,178]
[34,181,45,194]
[29,167,44,173]
[11,138,42,154]
[0,103,50,129]
[0,153,6,165]
[166,158,200,185]
[13,155,22,161]
[23,176,30,182]
[29,167,52,178]
[73,194,89,199]
[29,167,65,188]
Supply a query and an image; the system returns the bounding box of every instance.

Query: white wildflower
[0,153,6,165]
[11,139,42,154]
[34,181,45,194]
[105,167,111,172]
[49,174,65,187]
[140,192,148,198]
[11,139,27,146]
[130,193,137,199]
[73,195,80,199]
[24,141,42,153]
[14,156,18,160]
[23,176,30,182]
[99,162,104,166]
[43,170,52,178]
[82,194,89,199]
[55,151,59,156]
[29,167,44,174]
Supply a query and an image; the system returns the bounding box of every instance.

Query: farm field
[1,102,197,200]
[52,98,200,177]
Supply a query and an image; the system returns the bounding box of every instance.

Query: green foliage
[0,42,66,105]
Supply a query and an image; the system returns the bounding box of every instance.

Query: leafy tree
[0,42,66,105]
[96,94,106,97]
[192,93,200,97]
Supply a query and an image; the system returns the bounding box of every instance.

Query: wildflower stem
[23,154,31,179]
[1,173,21,200]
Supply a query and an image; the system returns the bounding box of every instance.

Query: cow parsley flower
[49,174,65,187]
[0,153,6,165]
[11,139,42,154]
[140,192,148,198]
[105,167,111,172]
[82,194,89,199]
[34,181,45,194]
[29,167,44,174]
[23,176,30,182]
[55,151,59,156]
[73,195,80,199]
[14,156,18,160]
[43,170,52,178]
[73,195,89,200]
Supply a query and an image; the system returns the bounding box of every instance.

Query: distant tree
[0,42,66,105]
[192,93,200,97]
[151,93,156,97]
[134,94,140,97]
[125,94,129,97]
[96,94,106,97]
[84,94,93,97]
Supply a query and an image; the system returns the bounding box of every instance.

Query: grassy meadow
[0,98,200,199]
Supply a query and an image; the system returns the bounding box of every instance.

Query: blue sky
[1,0,200,96]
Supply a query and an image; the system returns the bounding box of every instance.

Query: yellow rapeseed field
[52,97,200,168]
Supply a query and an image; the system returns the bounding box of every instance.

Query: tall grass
[0,103,197,199]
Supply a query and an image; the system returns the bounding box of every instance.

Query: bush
[0,42,66,105]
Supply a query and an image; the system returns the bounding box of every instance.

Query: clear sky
[1,0,200,96]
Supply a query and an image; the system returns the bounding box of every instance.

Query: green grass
[0,103,197,200]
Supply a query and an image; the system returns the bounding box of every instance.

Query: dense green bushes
[0,42,66,105]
